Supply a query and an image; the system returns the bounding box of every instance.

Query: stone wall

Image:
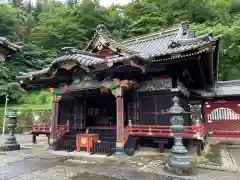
[0,109,51,133]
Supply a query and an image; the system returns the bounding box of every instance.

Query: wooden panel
[74,98,86,131]
[140,93,173,125]
[139,92,190,126]
[58,100,73,125]
[125,90,139,125]
[92,47,117,57]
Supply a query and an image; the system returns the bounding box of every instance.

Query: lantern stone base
[164,159,197,175]
[0,136,20,151]
[113,147,127,156]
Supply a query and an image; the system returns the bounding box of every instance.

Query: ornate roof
[17,49,134,79]
[0,37,21,52]
[84,22,220,62]
[17,22,219,81]
[192,80,240,98]
[85,24,136,56]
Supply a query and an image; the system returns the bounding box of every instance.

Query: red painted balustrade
[32,124,70,140]
[124,124,205,143]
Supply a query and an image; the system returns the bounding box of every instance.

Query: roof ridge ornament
[181,21,190,36]
[169,31,213,49]
[96,24,108,33]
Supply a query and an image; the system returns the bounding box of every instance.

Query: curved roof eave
[0,37,22,52]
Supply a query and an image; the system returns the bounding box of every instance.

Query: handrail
[87,126,116,130]
[56,121,70,140]
[123,124,205,145]
[31,123,205,145]
[32,121,70,140]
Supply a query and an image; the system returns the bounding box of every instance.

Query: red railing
[32,124,50,133]
[32,122,70,140]
[56,124,70,140]
[124,124,205,144]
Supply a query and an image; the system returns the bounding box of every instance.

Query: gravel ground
[0,140,240,180]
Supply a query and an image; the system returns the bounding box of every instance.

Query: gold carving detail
[81,137,87,145]
[61,62,76,70]
[103,78,138,90]
[111,87,123,97]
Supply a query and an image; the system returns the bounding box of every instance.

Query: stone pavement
[0,140,240,180]
[0,134,47,146]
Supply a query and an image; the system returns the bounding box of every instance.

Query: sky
[100,0,130,7]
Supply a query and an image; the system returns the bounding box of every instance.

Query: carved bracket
[111,87,123,97]
[130,59,147,73]
[103,78,138,91]
[60,62,77,70]
[137,78,172,92]
[189,104,202,125]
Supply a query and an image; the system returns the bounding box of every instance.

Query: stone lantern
[161,96,194,175]
[1,111,20,151]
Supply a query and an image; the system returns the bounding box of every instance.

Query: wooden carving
[177,82,190,97]
[137,79,172,92]
[103,78,138,90]
[60,62,76,70]
[189,104,202,125]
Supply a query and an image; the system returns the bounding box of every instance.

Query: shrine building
[16,22,239,156]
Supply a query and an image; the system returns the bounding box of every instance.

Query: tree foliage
[0,0,239,103]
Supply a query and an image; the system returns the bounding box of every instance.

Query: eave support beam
[129,59,148,73]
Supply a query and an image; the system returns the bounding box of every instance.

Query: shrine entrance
[85,94,116,127]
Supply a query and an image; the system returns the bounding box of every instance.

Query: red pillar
[49,94,61,149]
[112,87,125,155]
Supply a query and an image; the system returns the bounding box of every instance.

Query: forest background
[0,0,239,129]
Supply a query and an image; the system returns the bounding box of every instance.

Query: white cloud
[100,0,130,7]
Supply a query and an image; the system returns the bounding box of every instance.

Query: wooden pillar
[32,134,36,144]
[111,87,126,155]
[49,93,61,149]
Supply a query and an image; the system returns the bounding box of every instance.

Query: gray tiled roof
[86,22,219,63]
[192,80,240,98]
[17,53,133,79]
[123,28,179,56]
[123,29,216,61]
[0,37,21,52]
[17,22,219,80]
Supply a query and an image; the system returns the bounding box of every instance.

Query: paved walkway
[0,140,239,180]
[0,134,47,145]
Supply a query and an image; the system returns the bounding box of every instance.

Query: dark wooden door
[74,98,86,131]
[140,93,174,125]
